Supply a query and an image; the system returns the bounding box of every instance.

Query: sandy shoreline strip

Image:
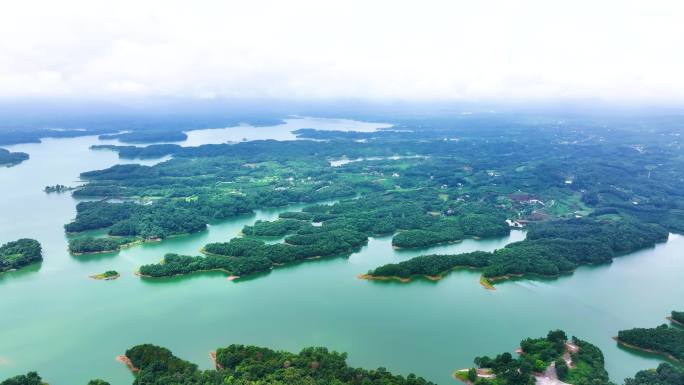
[358,272,497,291]
[209,351,224,369]
[479,276,496,290]
[357,274,411,283]
[116,355,139,373]
[613,337,682,363]
[667,316,684,328]
[90,273,120,281]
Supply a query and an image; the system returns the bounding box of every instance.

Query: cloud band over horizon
[1,0,683,103]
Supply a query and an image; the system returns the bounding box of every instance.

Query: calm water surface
[184,116,391,146]
[0,119,682,384]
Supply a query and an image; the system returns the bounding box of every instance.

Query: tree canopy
[0,238,42,273]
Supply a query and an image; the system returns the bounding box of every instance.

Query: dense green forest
[90,270,120,280]
[617,323,684,362]
[43,184,74,193]
[242,218,309,236]
[671,311,684,325]
[457,330,610,385]
[0,148,29,166]
[139,252,273,277]
[2,334,683,385]
[139,192,510,278]
[0,239,42,273]
[58,113,684,282]
[366,218,667,284]
[0,372,46,385]
[120,343,434,385]
[68,237,138,254]
[455,328,684,385]
[64,199,234,239]
[624,363,684,385]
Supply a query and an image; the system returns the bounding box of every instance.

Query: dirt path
[535,362,571,385]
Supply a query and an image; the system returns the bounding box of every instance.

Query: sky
[1,0,683,103]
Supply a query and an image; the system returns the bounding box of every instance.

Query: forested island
[455,330,611,385]
[137,193,511,278]
[364,218,668,285]
[68,237,139,255]
[616,318,684,363]
[58,115,684,283]
[669,311,684,327]
[5,334,682,385]
[0,238,42,273]
[90,270,120,280]
[0,148,29,167]
[8,343,432,385]
[0,372,47,385]
[453,329,684,385]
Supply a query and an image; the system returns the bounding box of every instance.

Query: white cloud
[1,0,683,102]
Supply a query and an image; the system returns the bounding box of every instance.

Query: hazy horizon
[2,0,684,104]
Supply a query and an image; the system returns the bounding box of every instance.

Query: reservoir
[0,119,682,384]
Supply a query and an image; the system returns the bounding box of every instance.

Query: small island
[0,371,47,385]
[453,330,594,385]
[90,270,120,280]
[616,318,684,363]
[68,237,139,255]
[453,329,683,385]
[363,218,667,287]
[667,310,684,327]
[109,343,435,384]
[0,238,42,274]
[87,380,111,385]
[44,184,75,193]
[0,148,29,167]
[5,338,683,385]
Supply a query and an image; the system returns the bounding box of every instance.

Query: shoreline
[479,276,496,290]
[358,265,505,288]
[137,268,241,280]
[451,369,470,384]
[389,233,516,251]
[116,355,139,373]
[72,249,118,256]
[359,268,564,289]
[90,273,120,281]
[357,273,411,283]
[666,316,684,328]
[0,262,42,275]
[199,246,219,257]
[209,351,224,369]
[362,234,668,289]
[69,239,144,255]
[613,337,682,363]
[358,267,487,287]
[392,238,463,250]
